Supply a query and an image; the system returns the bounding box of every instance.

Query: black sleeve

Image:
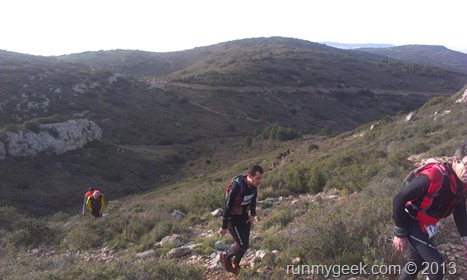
[393,174,429,236]
[221,181,240,229]
[250,188,257,216]
[452,196,467,237]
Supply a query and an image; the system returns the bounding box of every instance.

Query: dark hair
[248,164,264,176]
[454,142,467,159]
[88,187,95,192]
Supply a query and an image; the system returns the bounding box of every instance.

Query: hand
[393,236,408,252]
[219,228,227,236]
[246,215,256,225]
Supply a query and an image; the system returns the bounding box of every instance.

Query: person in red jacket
[218,164,263,275]
[82,187,105,217]
[393,143,467,280]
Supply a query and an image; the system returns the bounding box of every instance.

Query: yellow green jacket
[85,194,105,213]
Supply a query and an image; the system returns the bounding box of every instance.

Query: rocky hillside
[0,38,466,217]
[57,37,466,91]
[2,40,466,146]
[355,45,467,74]
[1,87,466,279]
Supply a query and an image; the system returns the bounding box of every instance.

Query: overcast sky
[1,0,466,56]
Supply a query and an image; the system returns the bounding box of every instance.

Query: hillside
[57,37,466,91]
[355,44,467,74]
[1,86,466,279]
[1,37,467,216]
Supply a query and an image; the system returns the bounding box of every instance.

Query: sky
[1,0,466,56]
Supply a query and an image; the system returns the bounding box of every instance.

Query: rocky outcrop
[0,119,101,160]
[405,111,417,121]
[455,88,467,103]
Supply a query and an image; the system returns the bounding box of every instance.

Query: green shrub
[254,125,302,141]
[0,256,203,280]
[48,211,70,223]
[260,167,287,193]
[307,168,326,193]
[259,193,393,271]
[257,205,293,231]
[320,125,331,136]
[307,144,319,152]
[23,119,41,133]
[0,206,56,249]
[259,224,288,252]
[186,186,224,213]
[245,135,253,147]
[62,218,106,250]
[284,164,309,193]
[1,124,20,133]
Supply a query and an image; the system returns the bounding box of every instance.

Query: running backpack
[225,176,244,197]
[225,175,256,215]
[402,162,458,225]
[85,188,100,198]
[400,162,446,190]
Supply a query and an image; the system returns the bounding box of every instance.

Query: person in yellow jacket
[84,190,105,217]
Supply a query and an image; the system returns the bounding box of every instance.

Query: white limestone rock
[1,119,101,159]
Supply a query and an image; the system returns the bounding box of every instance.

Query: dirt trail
[187,100,274,125]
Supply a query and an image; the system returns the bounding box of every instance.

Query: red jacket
[393,163,467,236]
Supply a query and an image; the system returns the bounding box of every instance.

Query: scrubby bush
[62,202,167,252]
[0,255,203,280]
[257,205,293,231]
[0,206,56,250]
[265,149,386,195]
[258,181,395,272]
[307,167,326,193]
[307,143,319,152]
[245,135,253,147]
[254,125,302,141]
[284,164,309,193]
[23,119,41,132]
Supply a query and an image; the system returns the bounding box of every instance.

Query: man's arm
[221,181,240,229]
[393,174,430,234]
[82,196,87,214]
[250,187,257,217]
[85,197,92,212]
[99,195,105,213]
[392,174,429,251]
[247,187,257,224]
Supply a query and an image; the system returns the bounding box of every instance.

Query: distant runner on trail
[82,187,105,218]
[218,164,263,275]
[392,142,467,280]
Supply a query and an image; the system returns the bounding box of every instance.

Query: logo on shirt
[241,193,255,205]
